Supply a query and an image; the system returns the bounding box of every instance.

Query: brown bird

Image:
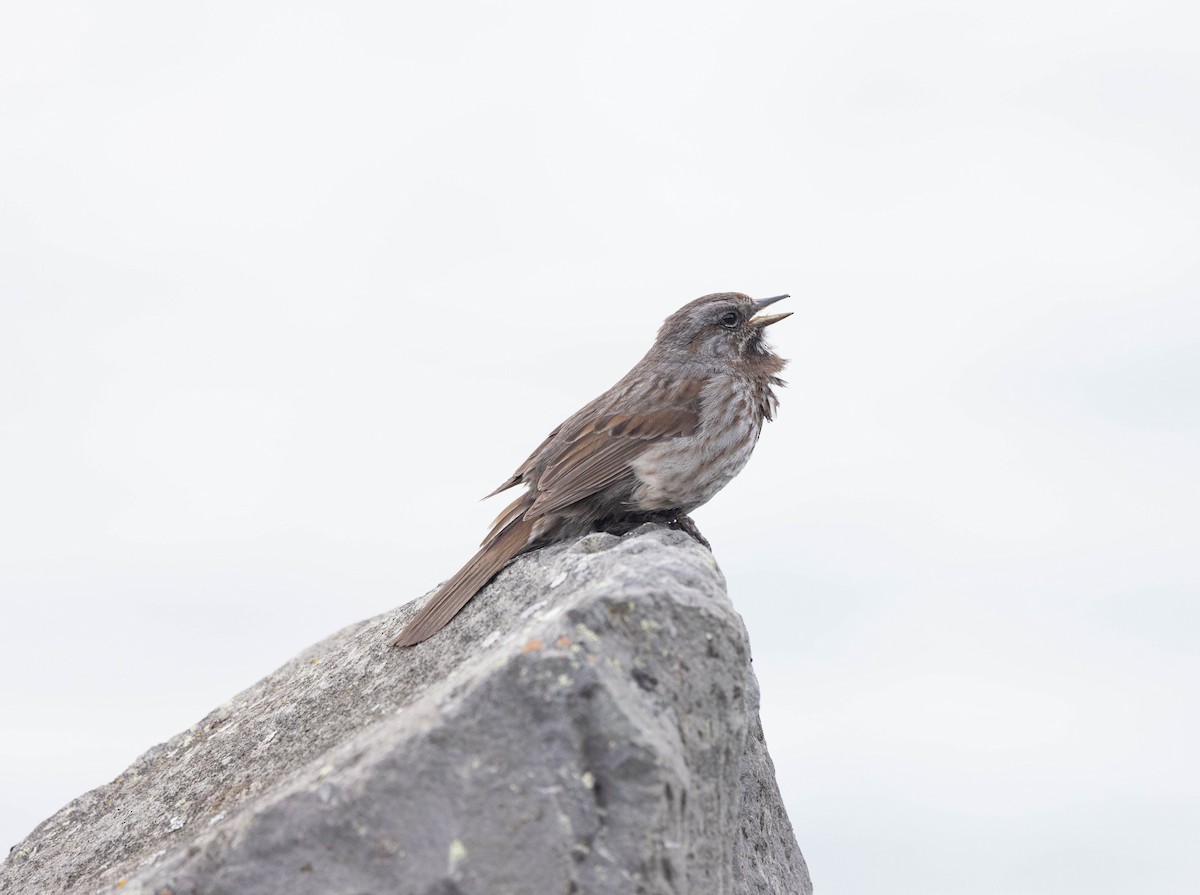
[390,291,791,647]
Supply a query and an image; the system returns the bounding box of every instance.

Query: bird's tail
[390,517,536,647]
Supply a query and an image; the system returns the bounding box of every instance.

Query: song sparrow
[391,291,791,647]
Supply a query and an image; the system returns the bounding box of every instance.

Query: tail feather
[391,518,535,647]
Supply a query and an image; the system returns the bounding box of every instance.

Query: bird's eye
[720,311,740,328]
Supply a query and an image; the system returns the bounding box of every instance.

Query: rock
[1,525,811,895]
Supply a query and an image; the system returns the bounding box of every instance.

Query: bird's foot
[598,512,712,550]
[669,513,711,550]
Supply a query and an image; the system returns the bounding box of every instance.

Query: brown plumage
[390,291,791,647]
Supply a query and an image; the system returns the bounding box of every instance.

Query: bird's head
[654,292,791,365]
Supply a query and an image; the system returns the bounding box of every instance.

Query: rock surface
[1,525,811,895]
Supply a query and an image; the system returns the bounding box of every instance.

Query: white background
[2,2,1197,892]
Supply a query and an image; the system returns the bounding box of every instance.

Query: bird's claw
[669,513,711,550]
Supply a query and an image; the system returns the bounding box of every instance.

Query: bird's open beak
[750,294,791,328]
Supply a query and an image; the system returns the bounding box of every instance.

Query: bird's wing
[483,426,562,498]
[481,490,530,545]
[524,378,707,519]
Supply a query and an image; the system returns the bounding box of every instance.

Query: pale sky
[2,2,1198,892]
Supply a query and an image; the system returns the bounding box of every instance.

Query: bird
[390,291,791,647]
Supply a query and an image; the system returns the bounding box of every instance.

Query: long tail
[390,517,536,647]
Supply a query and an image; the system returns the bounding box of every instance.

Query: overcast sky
[2,2,1198,892]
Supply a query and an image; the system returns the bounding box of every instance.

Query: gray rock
[1,525,811,895]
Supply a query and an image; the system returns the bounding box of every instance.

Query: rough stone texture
[1,525,810,895]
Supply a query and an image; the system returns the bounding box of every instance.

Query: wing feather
[484,426,562,497]
[524,380,706,518]
[483,492,530,544]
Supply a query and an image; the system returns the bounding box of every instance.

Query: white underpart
[630,374,764,513]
